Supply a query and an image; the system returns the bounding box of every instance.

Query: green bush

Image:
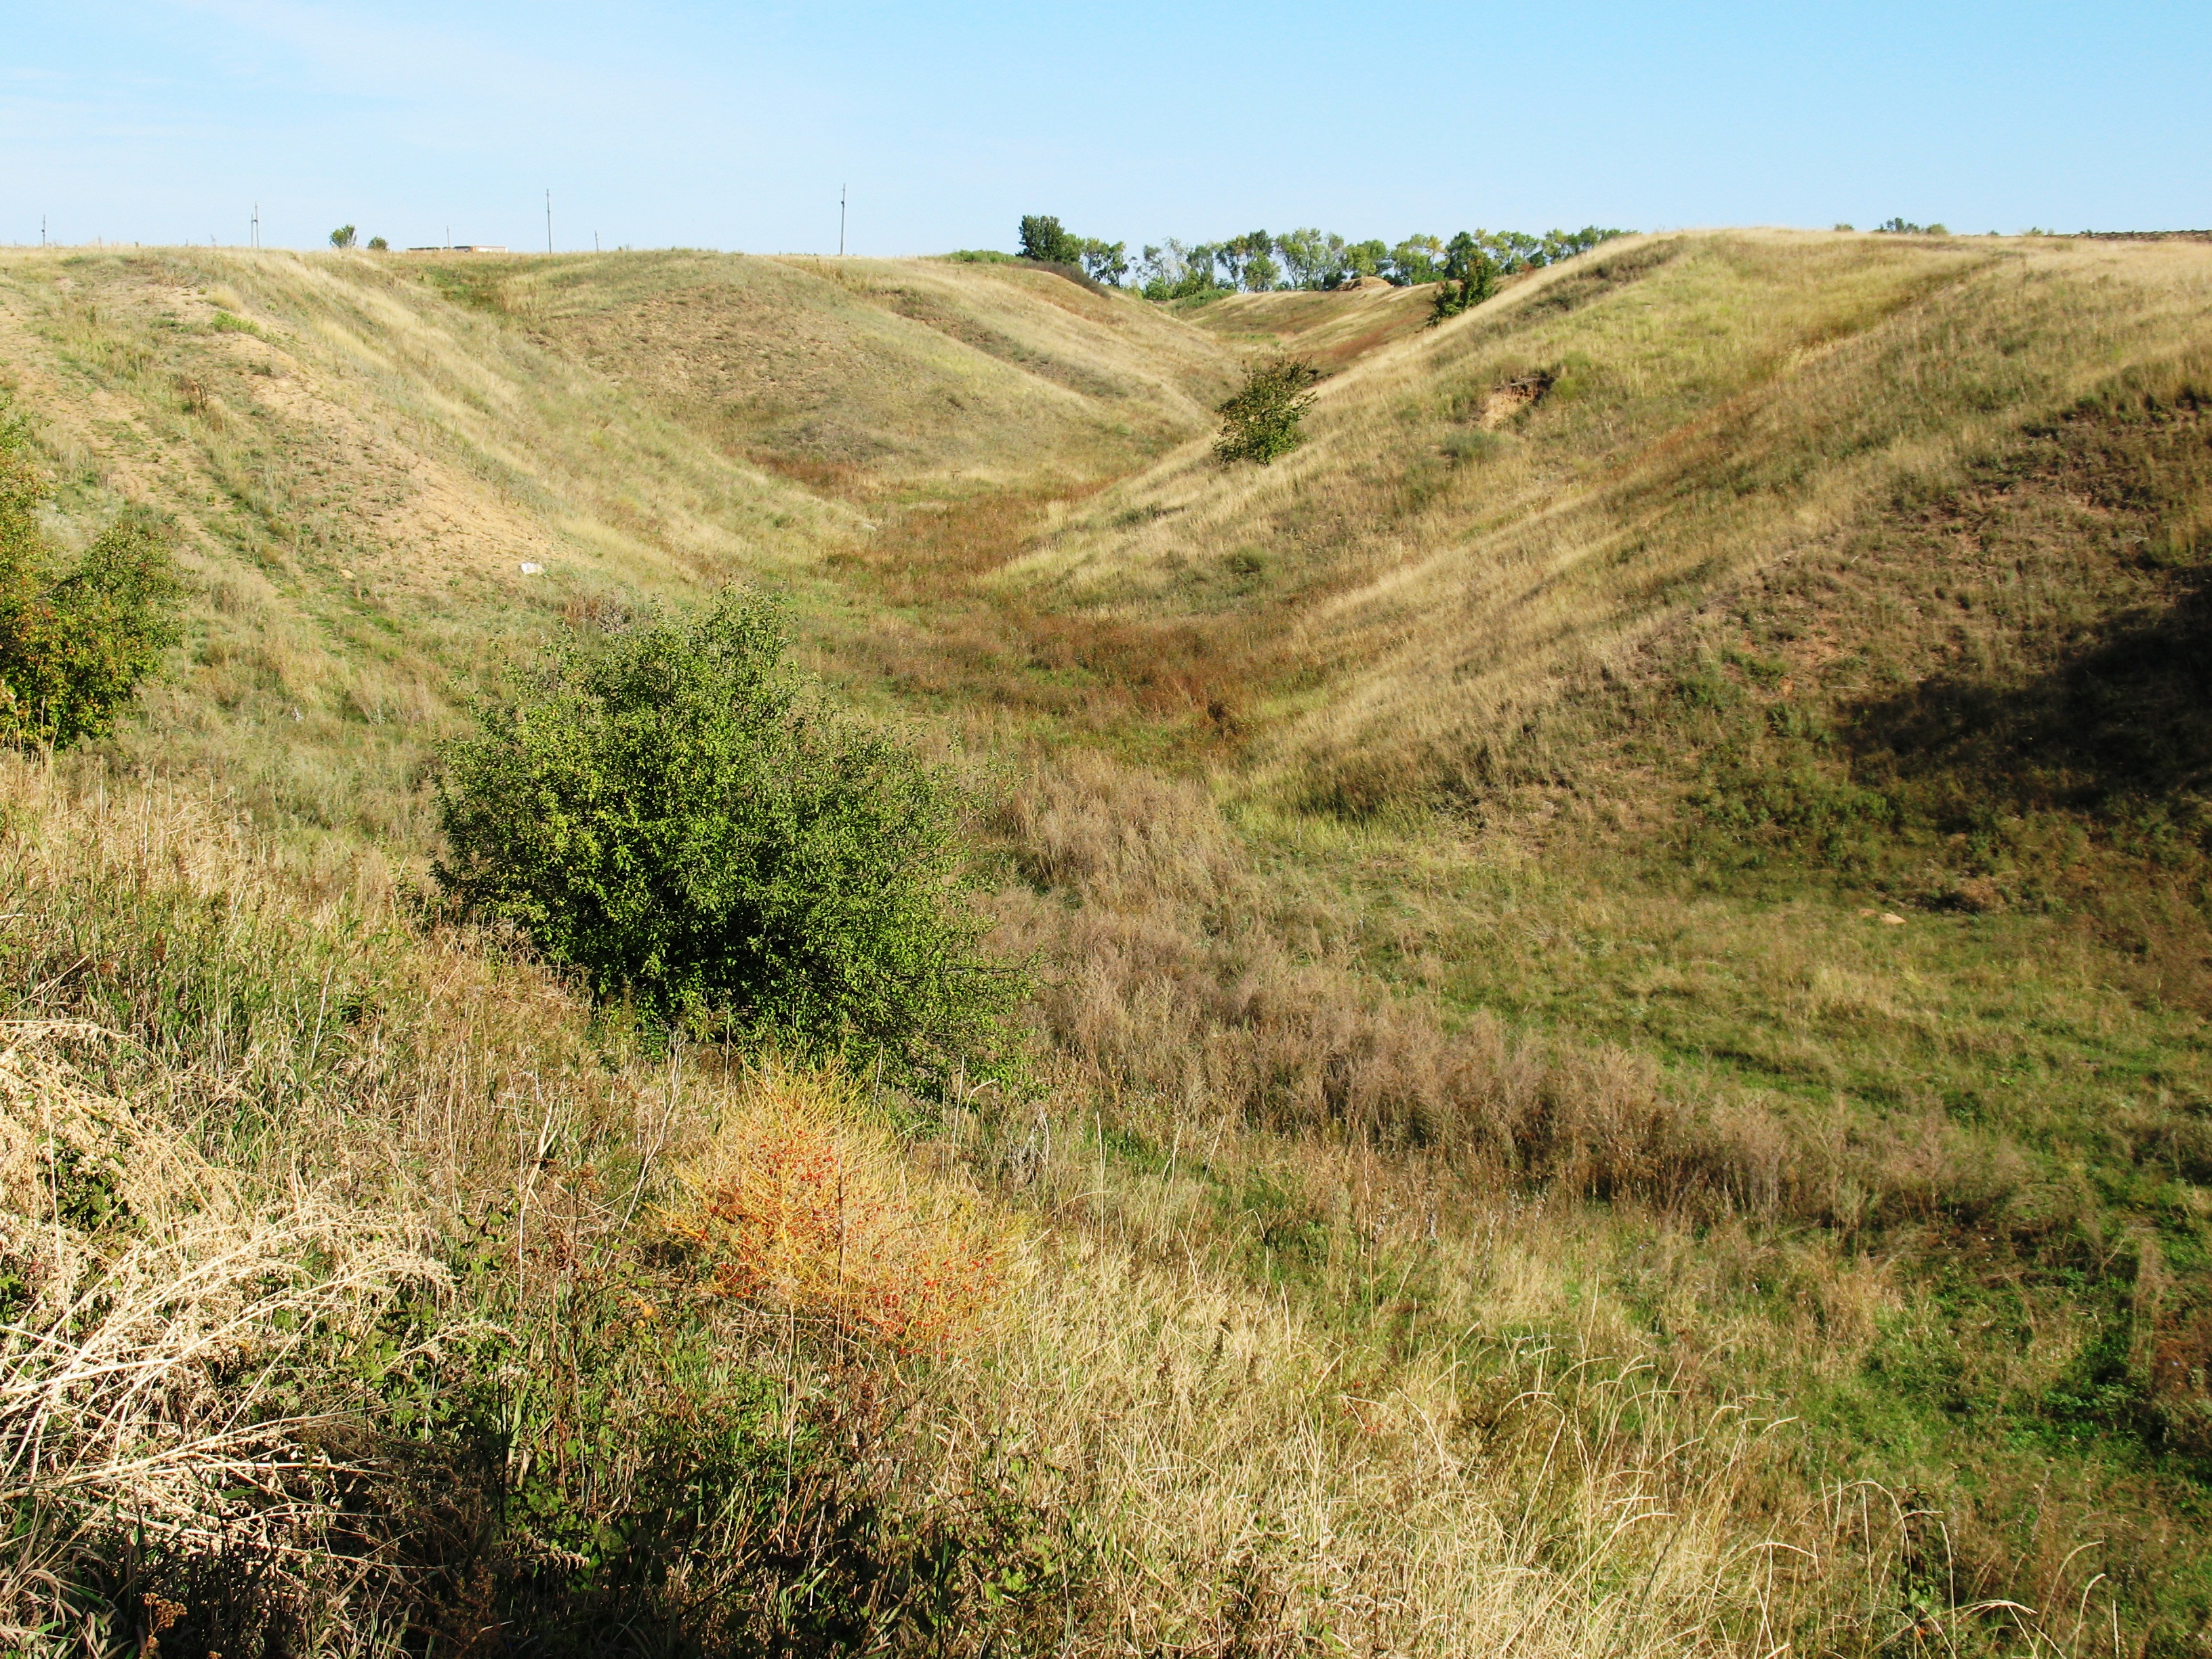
[1428,251,1498,325]
[0,401,180,747]
[1214,358,1322,466]
[433,592,1026,1089]
[329,224,357,249]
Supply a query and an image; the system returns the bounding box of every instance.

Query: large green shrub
[434,592,1025,1088]
[1214,358,1322,465]
[0,401,180,747]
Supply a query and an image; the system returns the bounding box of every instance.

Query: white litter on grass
[518,560,544,575]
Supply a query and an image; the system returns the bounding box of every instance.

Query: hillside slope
[9,231,2212,1651]
[1008,232,2212,808]
[520,251,1235,489]
[0,245,1240,827]
[1170,276,1439,369]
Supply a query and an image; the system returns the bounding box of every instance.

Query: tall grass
[3,230,2211,1650]
[0,755,2147,1654]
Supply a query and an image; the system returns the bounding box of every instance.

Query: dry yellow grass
[0,1021,445,1647]
[524,251,1237,491]
[0,753,2138,1655]
[1172,276,1440,369]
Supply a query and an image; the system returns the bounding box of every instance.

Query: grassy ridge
[3,230,2212,1650]
[0,245,1238,832]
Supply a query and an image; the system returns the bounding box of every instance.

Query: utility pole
[251,203,259,249]
[546,189,553,254]
[840,184,846,257]
[40,216,46,247]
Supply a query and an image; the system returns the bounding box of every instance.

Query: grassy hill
[5,230,2212,1654]
[0,245,1237,831]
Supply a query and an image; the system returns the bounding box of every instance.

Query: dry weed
[0,1023,445,1645]
[669,1062,1010,1351]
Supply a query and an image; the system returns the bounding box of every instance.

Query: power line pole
[546,189,553,254]
[41,216,46,247]
[251,203,260,249]
[840,184,846,257]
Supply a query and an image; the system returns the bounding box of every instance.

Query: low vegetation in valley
[1,222,2209,1654]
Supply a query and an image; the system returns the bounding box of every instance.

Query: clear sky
[3,1,2206,255]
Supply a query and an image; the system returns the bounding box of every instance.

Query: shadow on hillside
[1843,575,2212,821]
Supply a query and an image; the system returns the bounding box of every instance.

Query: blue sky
[3,1,2205,255]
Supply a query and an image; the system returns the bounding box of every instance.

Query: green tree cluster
[0,400,180,747]
[434,592,1025,1092]
[329,225,358,249]
[1427,233,1500,325]
[1016,215,1128,285]
[1214,358,1322,466]
[1135,224,1629,298]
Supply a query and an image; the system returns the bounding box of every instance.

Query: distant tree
[0,398,181,747]
[1536,226,1626,264]
[1481,230,1544,272]
[1078,238,1129,285]
[1130,224,1632,304]
[329,224,358,249]
[1276,227,1351,290]
[365,235,388,251]
[1017,214,1084,265]
[1875,218,1946,235]
[1214,358,1322,466]
[1211,230,1275,291]
[1343,239,1389,281]
[1428,247,1498,325]
[1136,239,1230,301]
[1387,234,1445,285]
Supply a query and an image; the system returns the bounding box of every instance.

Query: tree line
[1012,216,1628,298]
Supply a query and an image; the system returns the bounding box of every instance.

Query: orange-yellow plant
[668,1064,1008,1351]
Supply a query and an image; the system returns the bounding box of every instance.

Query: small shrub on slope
[0,399,180,747]
[434,590,1025,1091]
[1214,357,1322,466]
